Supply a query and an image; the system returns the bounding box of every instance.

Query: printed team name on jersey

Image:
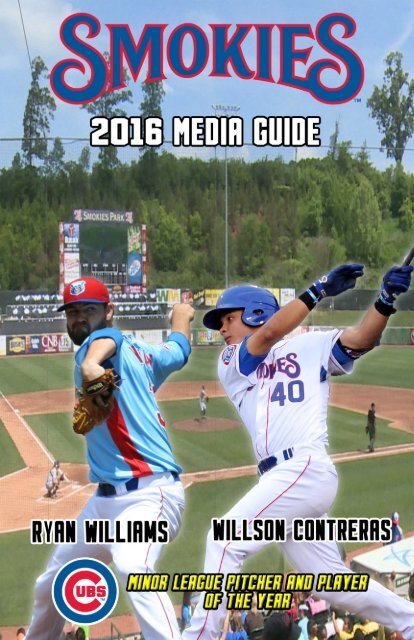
[257,352,301,379]
[130,344,153,366]
[222,344,237,365]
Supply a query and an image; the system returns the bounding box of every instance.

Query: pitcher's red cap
[58,278,110,311]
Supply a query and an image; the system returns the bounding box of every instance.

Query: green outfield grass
[0,353,74,396]
[1,453,413,625]
[24,402,414,473]
[0,348,222,396]
[0,420,25,477]
[1,343,414,397]
[326,407,414,451]
[25,412,86,463]
[331,345,414,389]
[169,346,221,382]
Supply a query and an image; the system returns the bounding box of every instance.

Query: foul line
[0,391,55,465]
[36,482,94,504]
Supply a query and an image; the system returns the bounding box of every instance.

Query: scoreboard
[59,210,147,292]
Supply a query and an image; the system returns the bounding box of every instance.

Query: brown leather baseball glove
[72,369,119,435]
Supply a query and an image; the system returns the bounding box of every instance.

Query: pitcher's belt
[97,471,179,497]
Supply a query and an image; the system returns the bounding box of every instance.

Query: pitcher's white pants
[26,477,184,640]
[183,453,414,640]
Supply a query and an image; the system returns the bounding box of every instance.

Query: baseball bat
[402,247,414,266]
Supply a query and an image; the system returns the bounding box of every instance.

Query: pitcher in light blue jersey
[26,277,194,640]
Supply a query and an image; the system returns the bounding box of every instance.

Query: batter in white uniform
[183,262,414,640]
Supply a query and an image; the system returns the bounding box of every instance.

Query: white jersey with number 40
[218,329,352,461]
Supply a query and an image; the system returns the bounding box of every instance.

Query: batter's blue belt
[97,472,180,497]
[258,448,294,476]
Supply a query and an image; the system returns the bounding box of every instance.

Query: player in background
[25,277,194,640]
[44,460,64,498]
[199,385,208,419]
[182,262,414,640]
[366,403,376,452]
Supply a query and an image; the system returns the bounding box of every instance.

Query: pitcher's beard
[67,318,107,346]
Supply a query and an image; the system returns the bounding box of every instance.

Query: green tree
[45,137,65,175]
[348,175,383,265]
[327,120,340,160]
[188,211,203,249]
[236,214,272,278]
[82,53,133,170]
[11,153,23,170]
[139,80,165,157]
[355,141,371,165]
[140,80,165,119]
[367,52,414,163]
[389,161,410,218]
[79,147,91,172]
[22,56,56,166]
[151,206,188,271]
[399,197,414,231]
[297,182,323,236]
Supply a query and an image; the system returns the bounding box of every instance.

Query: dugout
[350,536,414,596]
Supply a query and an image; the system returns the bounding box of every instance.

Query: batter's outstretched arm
[248,263,364,356]
[340,306,389,350]
[341,264,413,350]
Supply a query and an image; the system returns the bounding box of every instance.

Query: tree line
[0,52,414,292]
[1,146,414,291]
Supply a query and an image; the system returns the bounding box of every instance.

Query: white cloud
[387,8,414,52]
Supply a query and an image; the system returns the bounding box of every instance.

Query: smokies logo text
[51,13,364,105]
[257,352,301,380]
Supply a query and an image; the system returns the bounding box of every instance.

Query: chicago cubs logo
[52,558,118,625]
[70,280,86,296]
[222,344,236,365]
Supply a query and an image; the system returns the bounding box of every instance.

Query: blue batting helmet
[203,285,280,330]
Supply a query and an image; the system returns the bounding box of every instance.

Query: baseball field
[1,343,414,633]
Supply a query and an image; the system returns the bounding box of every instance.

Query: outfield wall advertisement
[5,334,74,356]
[3,327,414,354]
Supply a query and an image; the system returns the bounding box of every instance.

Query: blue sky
[2,0,414,170]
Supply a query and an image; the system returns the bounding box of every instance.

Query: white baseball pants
[183,453,414,640]
[25,476,184,640]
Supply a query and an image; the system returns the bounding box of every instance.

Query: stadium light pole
[211,104,240,288]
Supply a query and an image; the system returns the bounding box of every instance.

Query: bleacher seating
[3,291,166,321]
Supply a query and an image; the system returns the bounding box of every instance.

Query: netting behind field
[0,136,409,170]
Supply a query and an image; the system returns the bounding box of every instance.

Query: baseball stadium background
[1,138,414,640]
